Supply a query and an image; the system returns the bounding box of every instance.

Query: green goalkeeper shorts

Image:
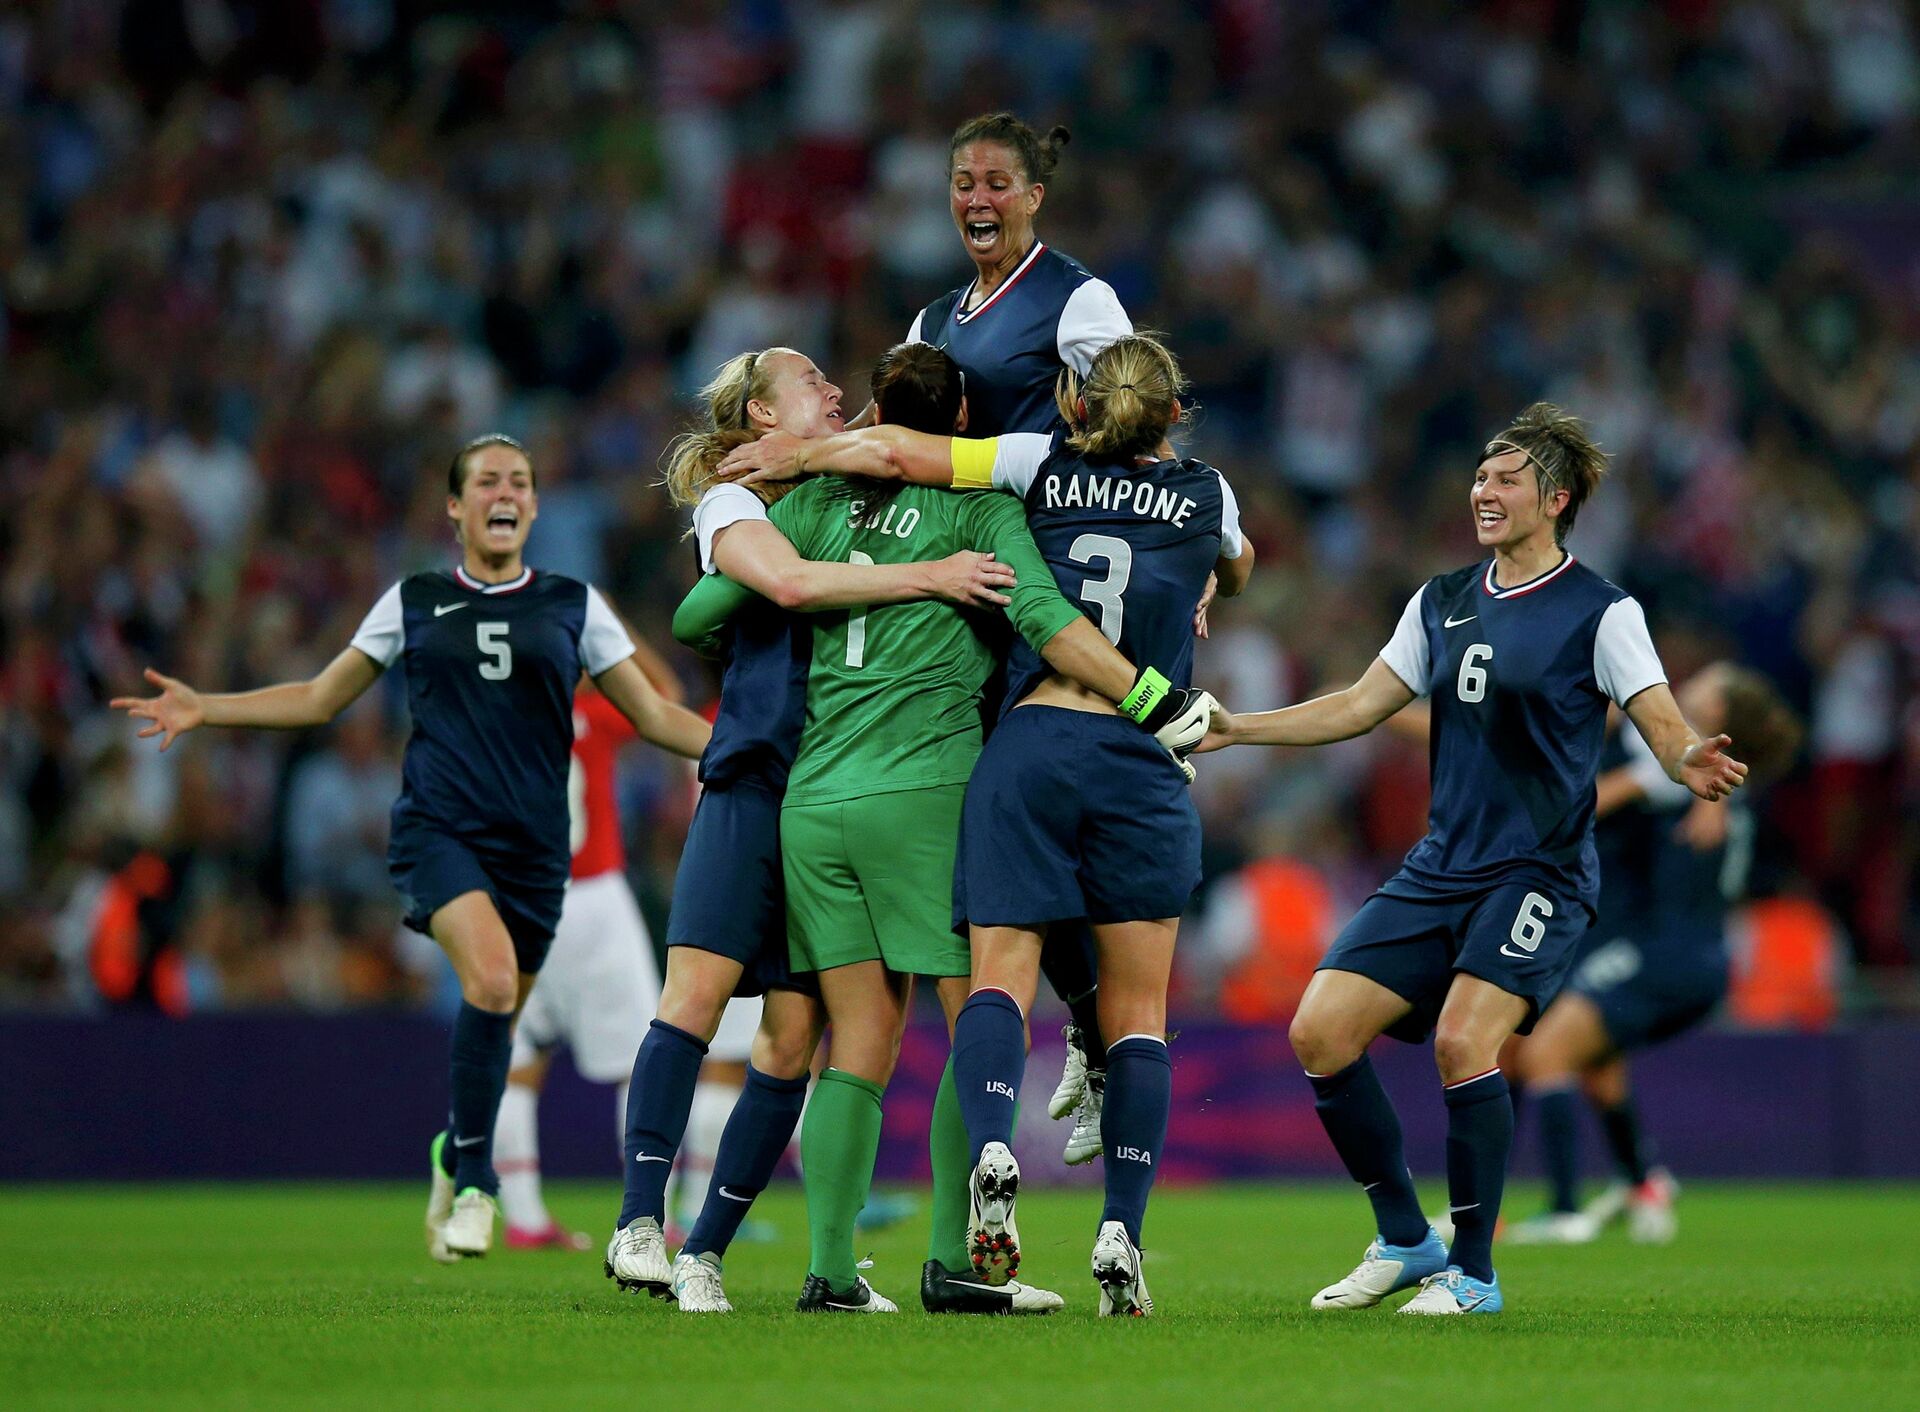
[780,784,969,977]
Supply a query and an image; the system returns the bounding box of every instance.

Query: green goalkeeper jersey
[676,478,1082,807]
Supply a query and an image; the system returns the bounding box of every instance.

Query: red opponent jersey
[569,687,637,880]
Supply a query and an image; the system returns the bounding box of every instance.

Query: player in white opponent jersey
[1199,404,1746,1314]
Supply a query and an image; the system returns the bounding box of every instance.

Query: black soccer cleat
[795,1272,898,1314]
[921,1258,1064,1315]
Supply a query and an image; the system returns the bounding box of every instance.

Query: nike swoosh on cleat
[633,1154,670,1164]
[717,1187,752,1202]
[1445,614,1476,627]
[434,602,469,616]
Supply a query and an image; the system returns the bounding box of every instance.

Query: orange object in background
[1726,895,1843,1031]
[1220,857,1334,1025]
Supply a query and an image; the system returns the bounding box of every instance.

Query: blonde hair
[660,347,798,507]
[1054,333,1189,462]
[1483,402,1609,545]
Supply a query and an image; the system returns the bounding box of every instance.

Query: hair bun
[1045,125,1072,149]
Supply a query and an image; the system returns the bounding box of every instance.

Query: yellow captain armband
[949,436,999,490]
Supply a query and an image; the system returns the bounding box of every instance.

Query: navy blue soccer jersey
[690,485,808,789]
[908,244,1131,436]
[961,431,1244,707]
[1376,555,1668,913]
[350,566,634,866]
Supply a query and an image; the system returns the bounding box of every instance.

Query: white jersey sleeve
[1216,471,1245,559]
[905,309,926,344]
[988,433,1055,495]
[693,483,770,576]
[1594,596,1667,708]
[1056,279,1132,375]
[1622,719,1695,811]
[348,583,404,669]
[1378,584,1430,695]
[579,586,636,676]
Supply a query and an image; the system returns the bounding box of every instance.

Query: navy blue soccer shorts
[1567,932,1729,1052]
[666,779,816,997]
[955,706,1201,931]
[1318,880,1592,1042]
[388,810,566,975]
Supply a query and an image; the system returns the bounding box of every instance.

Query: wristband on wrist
[1121,667,1174,730]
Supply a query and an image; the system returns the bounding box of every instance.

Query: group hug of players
[114,112,1797,1318]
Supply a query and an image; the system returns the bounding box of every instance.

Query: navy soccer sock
[1307,1056,1428,1247]
[618,1019,709,1229]
[1535,1081,1581,1214]
[448,1001,514,1195]
[684,1064,808,1260]
[1041,932,1107,1069]
[1598,1097,1654,1185]
[951,988,1026,1160]
[1100,1035,1171,1247]
[1444,1067,1514,1282]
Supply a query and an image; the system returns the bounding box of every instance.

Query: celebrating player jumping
[1199,404,1747,1315]
[114,435,713,1261]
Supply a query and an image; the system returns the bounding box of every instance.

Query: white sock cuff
[1114,1032,1167,1049]
[969,986,1025,1021]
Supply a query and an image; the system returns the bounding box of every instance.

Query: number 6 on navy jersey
[1456,642,1491,702]
[477,621,512,680]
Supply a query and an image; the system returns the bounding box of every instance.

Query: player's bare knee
[1289,1008,1355,1075]
[751,1019,816,1081]
[463,963,518,1014]
[1431,1024,1497,1086]
[656,990,725,1045]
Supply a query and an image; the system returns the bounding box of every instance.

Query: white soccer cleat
[1310,1227,1450,1310]
[441,1188,497,1258]
[1064,1072,1105,1165]
[1092,1220,1152,1317]
[671,1252,732,1313]
[1398,1266,1503,1315]
[424,1132,459,1264]
[1627,1170,1679,1244]
[1580,1181,1632,1231]
[604,1217,673,1297]
[968,1141,1022,1286]
[1504,1210,1601,1245]
[796,1273,898,1313]
[1049,1024,1089,1119]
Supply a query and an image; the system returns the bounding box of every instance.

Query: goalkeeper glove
[1120,667,1219,781]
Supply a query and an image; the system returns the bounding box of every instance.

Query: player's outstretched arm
[712,519,1013,612]
[1622,683,1748,802]
[672,574,755,655]
[1201,656,1415,752]
[110,648,383,750]
[715,426,957,488]
[594,654,711,761]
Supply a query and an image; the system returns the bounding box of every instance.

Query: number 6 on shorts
[1508,891,1553,953]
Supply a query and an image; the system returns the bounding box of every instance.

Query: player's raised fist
[717,431,809,485]
[109,667,205,751]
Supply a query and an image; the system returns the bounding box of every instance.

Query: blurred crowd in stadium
[2,1,1916,1017]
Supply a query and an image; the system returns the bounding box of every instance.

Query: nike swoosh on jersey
[1444,614,1477,627]
[435,602,469,617]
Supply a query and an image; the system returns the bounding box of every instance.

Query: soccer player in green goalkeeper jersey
[674,342,1218,1314]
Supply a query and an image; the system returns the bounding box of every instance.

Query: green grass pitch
[5,1182,1917,1409]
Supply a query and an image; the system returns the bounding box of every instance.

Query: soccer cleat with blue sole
[1310,1226,1450,1309]
[1399,1265,1503,1315]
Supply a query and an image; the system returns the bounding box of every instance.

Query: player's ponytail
[1059,333,1190,462]
[661,348,797,507]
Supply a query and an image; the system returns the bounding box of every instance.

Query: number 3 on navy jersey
[477,621,512,680]
[1070,533,1132,644]
[1456,642,1491,702]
